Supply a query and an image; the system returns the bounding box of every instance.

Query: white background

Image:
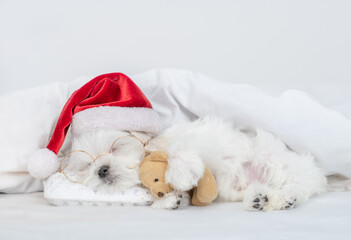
[1,2,351,238]
[0,0,350,109]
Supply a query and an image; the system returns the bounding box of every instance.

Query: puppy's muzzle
[98,165,110,178]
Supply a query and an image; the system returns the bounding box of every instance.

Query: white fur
[64,130,145,193]
[28,148,60,179]
[67,117,327,211]
[156,117,327,211]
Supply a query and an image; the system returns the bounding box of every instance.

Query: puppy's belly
[242,162,264,185]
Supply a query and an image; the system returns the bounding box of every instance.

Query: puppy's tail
[327,174,351,192]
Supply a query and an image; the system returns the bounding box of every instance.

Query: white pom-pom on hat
[28,148,60,179]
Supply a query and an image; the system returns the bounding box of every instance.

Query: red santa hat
[28,72,162,179]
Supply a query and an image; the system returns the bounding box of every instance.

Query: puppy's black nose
[98,165,110,178]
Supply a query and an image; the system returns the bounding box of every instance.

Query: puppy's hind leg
[243,183,302,211]
[243,169,326,212]
[268,153,327,211]
[244,158,327,211]
[243,183,271,211]
[245,130,327,211]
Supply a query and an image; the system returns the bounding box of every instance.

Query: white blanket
[1,69,351,193]
[1,191,351,240]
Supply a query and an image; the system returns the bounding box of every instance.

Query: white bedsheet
[1,191,350,240]
[1,69,351,193]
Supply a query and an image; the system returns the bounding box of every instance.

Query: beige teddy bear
[139,151,217,206]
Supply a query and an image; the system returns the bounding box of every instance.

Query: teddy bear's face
[139,156,173,199]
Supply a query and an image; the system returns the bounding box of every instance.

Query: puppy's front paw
[165,152,205,191]
[151,192,190,210]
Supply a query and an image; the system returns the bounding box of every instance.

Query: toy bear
[139,151,218,206]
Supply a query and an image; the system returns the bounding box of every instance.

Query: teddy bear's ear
[150,158,168,163]
[148,151,169,163]
[150,151,168,158]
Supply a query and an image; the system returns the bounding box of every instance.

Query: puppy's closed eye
[78,162,91,171]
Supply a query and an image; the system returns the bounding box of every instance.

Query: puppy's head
[82,132,147,193]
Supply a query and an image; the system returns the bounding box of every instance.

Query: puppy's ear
[130,131,153,145]
[111,136,145,160]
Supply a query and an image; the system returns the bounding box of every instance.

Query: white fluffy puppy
[64,129,189,209]
[65,117,327,211]
[154,117,327,211]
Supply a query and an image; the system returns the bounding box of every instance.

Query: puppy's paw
[177,192,191,209]
[283,198,297,210]
[268,194,298,211]
[165,152,205,191]
[243,184,271,211]
[151,192,190,210]
[245,193,269,211]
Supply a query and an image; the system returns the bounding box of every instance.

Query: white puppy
[65,117,327,211]
[64,129,189,209]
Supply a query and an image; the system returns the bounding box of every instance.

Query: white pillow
[44,172,153,206]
